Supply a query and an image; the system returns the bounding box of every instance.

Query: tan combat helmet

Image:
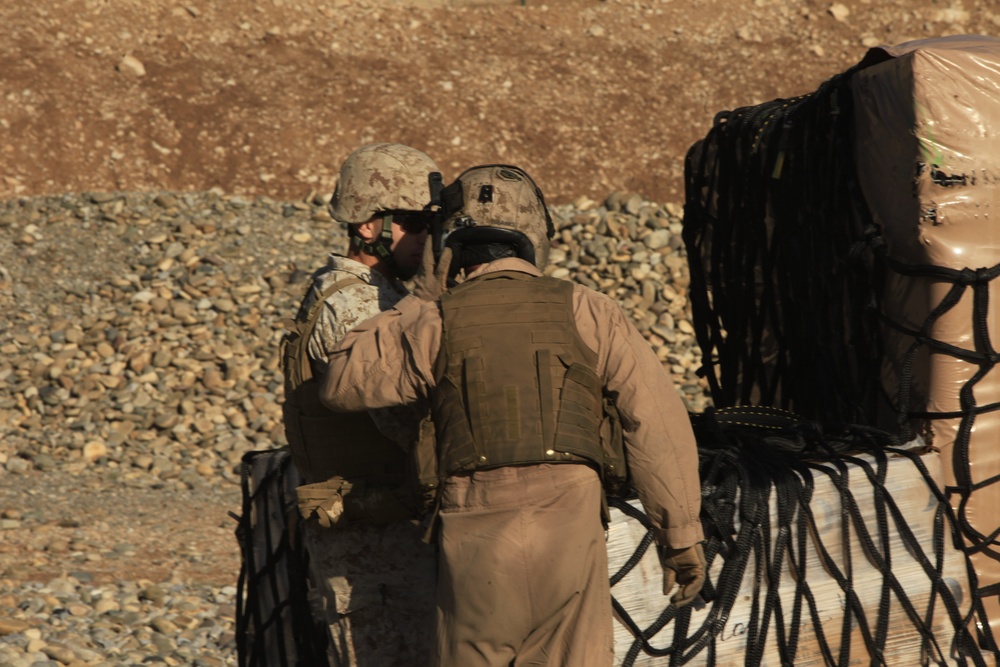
[328,143,442,224]
[437,164,555,274]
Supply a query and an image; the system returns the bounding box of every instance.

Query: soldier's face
[389,215,430,271]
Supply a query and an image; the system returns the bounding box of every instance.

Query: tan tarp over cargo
[852,34,1000,644]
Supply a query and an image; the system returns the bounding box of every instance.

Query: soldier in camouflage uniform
[283,143,442,666]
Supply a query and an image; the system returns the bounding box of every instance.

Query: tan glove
[296,478,349,528]
[411,241,452,302]
[298,479,415,527]
[660,542,706,607]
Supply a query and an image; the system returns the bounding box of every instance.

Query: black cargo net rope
[860,232,1000,573]
[672,63,1000,662]
[681,72,879,424]
[609,414,991,667]
[235,449,331,667]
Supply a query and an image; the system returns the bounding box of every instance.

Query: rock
[94,598,120,614]
[624,194,643,215]
[150,615,179,634]
[5,457,31,474]
[0,617,30,634]
[643,229,671,250]
[117,55,146,77]
[82,441,108,462]
[828,3,850,22]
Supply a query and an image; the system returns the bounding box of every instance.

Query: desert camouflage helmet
[328,143,442,224]
[439,164,555,270]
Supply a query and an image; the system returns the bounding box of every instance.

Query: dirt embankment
[2,0,997,206]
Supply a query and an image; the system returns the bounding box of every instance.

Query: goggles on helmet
[382,210,437,234]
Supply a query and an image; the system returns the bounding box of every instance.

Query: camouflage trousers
[304,518,437,667]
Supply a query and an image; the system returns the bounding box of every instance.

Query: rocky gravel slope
[0,189,708,666]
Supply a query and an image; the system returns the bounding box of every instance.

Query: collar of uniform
[325,253,371,275]
[325,253,407,295]
[464,257,542,281]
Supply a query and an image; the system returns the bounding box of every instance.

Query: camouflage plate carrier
[281,276,412,522]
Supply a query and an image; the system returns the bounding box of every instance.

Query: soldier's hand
[411,241,451,301]
[660,542,706,607]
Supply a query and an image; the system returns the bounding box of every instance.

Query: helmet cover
[329,143,441,224]
[439,164,554,269]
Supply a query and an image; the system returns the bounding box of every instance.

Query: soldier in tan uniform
[281,143,442,666]
[321,165,706,667]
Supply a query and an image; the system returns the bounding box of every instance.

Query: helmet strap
[349,214,403,276]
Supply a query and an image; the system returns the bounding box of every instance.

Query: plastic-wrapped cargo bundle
[852,36,1000,643]
[234,449,332,667]
[683,35,1000,654]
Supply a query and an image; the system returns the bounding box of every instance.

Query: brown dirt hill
[1,0,997,206]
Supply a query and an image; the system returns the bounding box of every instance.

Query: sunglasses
[386,211,436,233]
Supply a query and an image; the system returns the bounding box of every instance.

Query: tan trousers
[434,463,614,667]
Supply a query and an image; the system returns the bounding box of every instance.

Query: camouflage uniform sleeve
[308,280,424,448]
[306,281,382,369]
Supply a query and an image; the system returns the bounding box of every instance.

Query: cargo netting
[672,64,999,663]
[609,411,993,666]
[234,449,331,667]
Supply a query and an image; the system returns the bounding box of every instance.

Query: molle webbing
[281,275,405,486]
[432,271,604,474]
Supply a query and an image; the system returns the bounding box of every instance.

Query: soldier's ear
[355,218,384,243]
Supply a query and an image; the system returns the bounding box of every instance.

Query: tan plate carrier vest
[429,271,623,482]
[281,276,406,487]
